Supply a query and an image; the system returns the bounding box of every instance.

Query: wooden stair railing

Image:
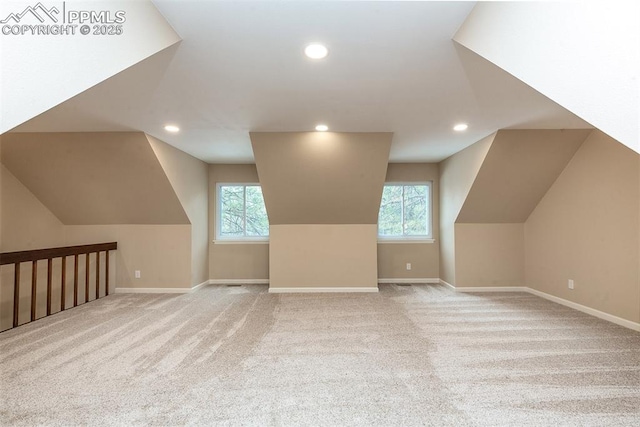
[0,242,117,330]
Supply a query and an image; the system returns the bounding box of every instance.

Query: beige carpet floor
[1,284,640,426]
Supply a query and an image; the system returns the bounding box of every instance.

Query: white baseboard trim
[191,280,210,292]
[209,279,441,286]
[526,288,640,332]
[115,287,192,294]
[116,277,640,331]
[454,286,528,293]
[444,281,640,332]
[268,287,379,294]
[378,278,440,284]
[208,279,269,285]
[439,279,455,290]
[116,281,210,294]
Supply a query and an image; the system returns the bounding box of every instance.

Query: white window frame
[377,182,434,243]
[215,183,269,243]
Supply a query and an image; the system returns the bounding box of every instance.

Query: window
[217,184,269,240]
[378,183,432,239]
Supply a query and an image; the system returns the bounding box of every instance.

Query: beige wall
[270,225,378,289]
[1,165,66,331]
[65,225,191,290]
[0,168,113,330]
[210,243,269,281]
[377,243,439,280]
[446,130,589,288]
[148,135,209,287]
[253,132,391,290]
[525,130,640,322]
[455,223,524,287]
[1,132,188,225]
[438,133,495,284]
[208,164,269,280]
[1,133,199,313]
[1,165,65,252]
[0,165,192,293]
[251,132,392,224]
[378,163,440,279]
[209,162,442,282]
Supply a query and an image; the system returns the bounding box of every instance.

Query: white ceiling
[13,1,590,163]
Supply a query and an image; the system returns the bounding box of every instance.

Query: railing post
[31,260,37,321]
[85,253,90,303]
[105,251,110,296]
[74,254,79,307]
[61,256,67,311]
[95,252,100,300]
[46,258,52,316]
[13,263,20,328]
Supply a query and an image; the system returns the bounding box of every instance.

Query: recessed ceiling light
[453,123,468,131]
[305,44,328,59]
[164,125,180,133]
[315,124,329,132]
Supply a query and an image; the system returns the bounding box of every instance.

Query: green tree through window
[378,184,430,238]
[219,184,269,238]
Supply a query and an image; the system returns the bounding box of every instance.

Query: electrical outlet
[406,263,412,271]
[135,270,141,279]
[568,279,574,290]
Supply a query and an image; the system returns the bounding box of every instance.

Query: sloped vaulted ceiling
[457,129,592,223]
[9,2,590,163]
[454,2,639,153]
[0,132,189,225]
[251,132,392,225]
[0,0,181,134]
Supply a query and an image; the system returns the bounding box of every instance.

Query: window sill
[213,239,435,245]
[212,240,269,245]
[377,239,435,244]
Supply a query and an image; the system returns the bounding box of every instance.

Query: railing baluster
[46,258,52,316]
[95,251,100,300]
[105,251,110,296]
[13,263,20,328]
[74,254,79,307]
[31,260,37,321]
[1,242,117,332]
[85,253,90,303]
[61,256,67,311]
